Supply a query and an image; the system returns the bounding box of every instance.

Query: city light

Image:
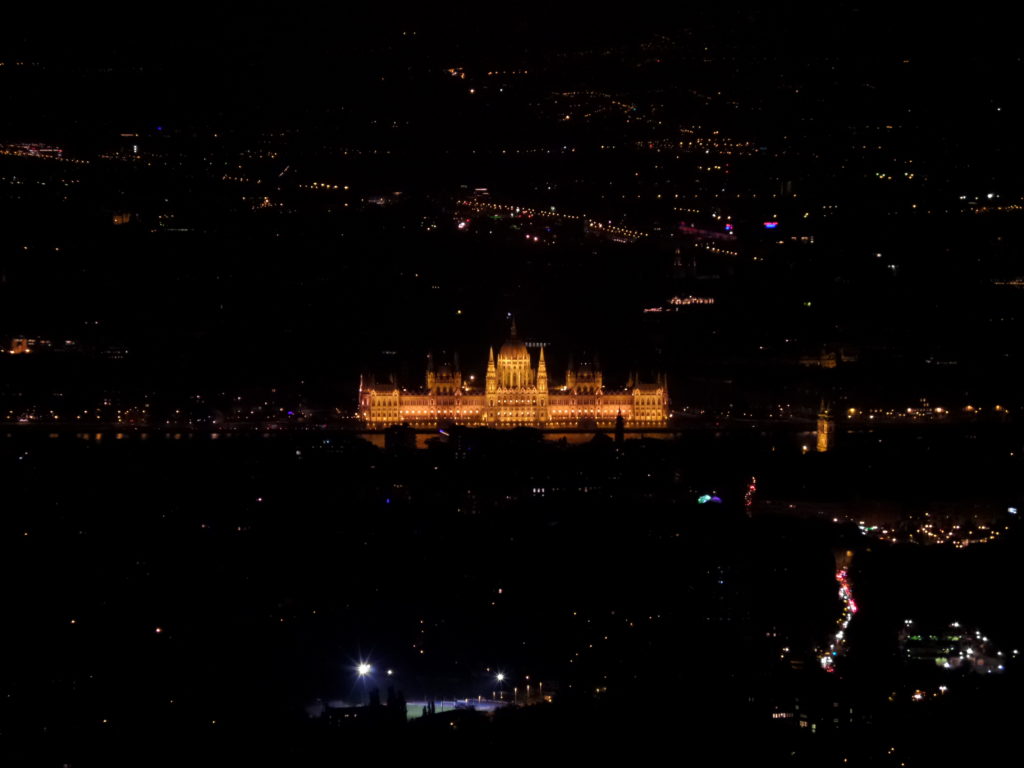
[4,19,1019,760]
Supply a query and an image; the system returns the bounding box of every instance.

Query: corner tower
[817,401,835,453]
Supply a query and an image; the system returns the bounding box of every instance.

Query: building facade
[816,403,835,453]
[359,326,668,428]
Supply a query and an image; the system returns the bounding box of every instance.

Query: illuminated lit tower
[536,345,549,423]
[496,320,533,389]
[484,346,498,422]
[817,401,835,453]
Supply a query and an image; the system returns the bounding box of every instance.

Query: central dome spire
[498,318,529,361]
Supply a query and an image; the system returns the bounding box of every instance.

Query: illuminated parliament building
[359,324,668,428]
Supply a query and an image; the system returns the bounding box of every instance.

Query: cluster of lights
[841,404,1012,421]
[566,608,661,677]
[0,176,80,187]
[466,146,582,156]
[1,143,64,157]
[669,295,715,306]
[677,223,737,241]
[855,517,1011,549]
[249,196,279,210]
[98,150,169,168]
[910,687,948,702]
[336,148,392,157]
[744,477,757,514]
[456,200,648,240]
[634,135,755,157]
[699,244,738,256]
[555,91,634,113]
[457,200,580,221]
[901,620,1008,675]
[298,182,348,191]
[221,174,257,184]
[819,568,857,672]
[585,221,647,240]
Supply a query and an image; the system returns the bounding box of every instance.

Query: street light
[495,672,506,701]
[357,662,371,677]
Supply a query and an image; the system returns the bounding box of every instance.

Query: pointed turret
[815,399,831,454]
[486,346,497,394]
[817,399,835,453]
[484,345,498,422]
[536,345,549,424]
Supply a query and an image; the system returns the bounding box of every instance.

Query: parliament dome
[498,319,530,360]
[499,338,530,360]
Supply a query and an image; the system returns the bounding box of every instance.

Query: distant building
[799,347,858,368]
[816,403,835,453]
[8,336,53,354]
[899,620,1005,674]
[359,323,668,428]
